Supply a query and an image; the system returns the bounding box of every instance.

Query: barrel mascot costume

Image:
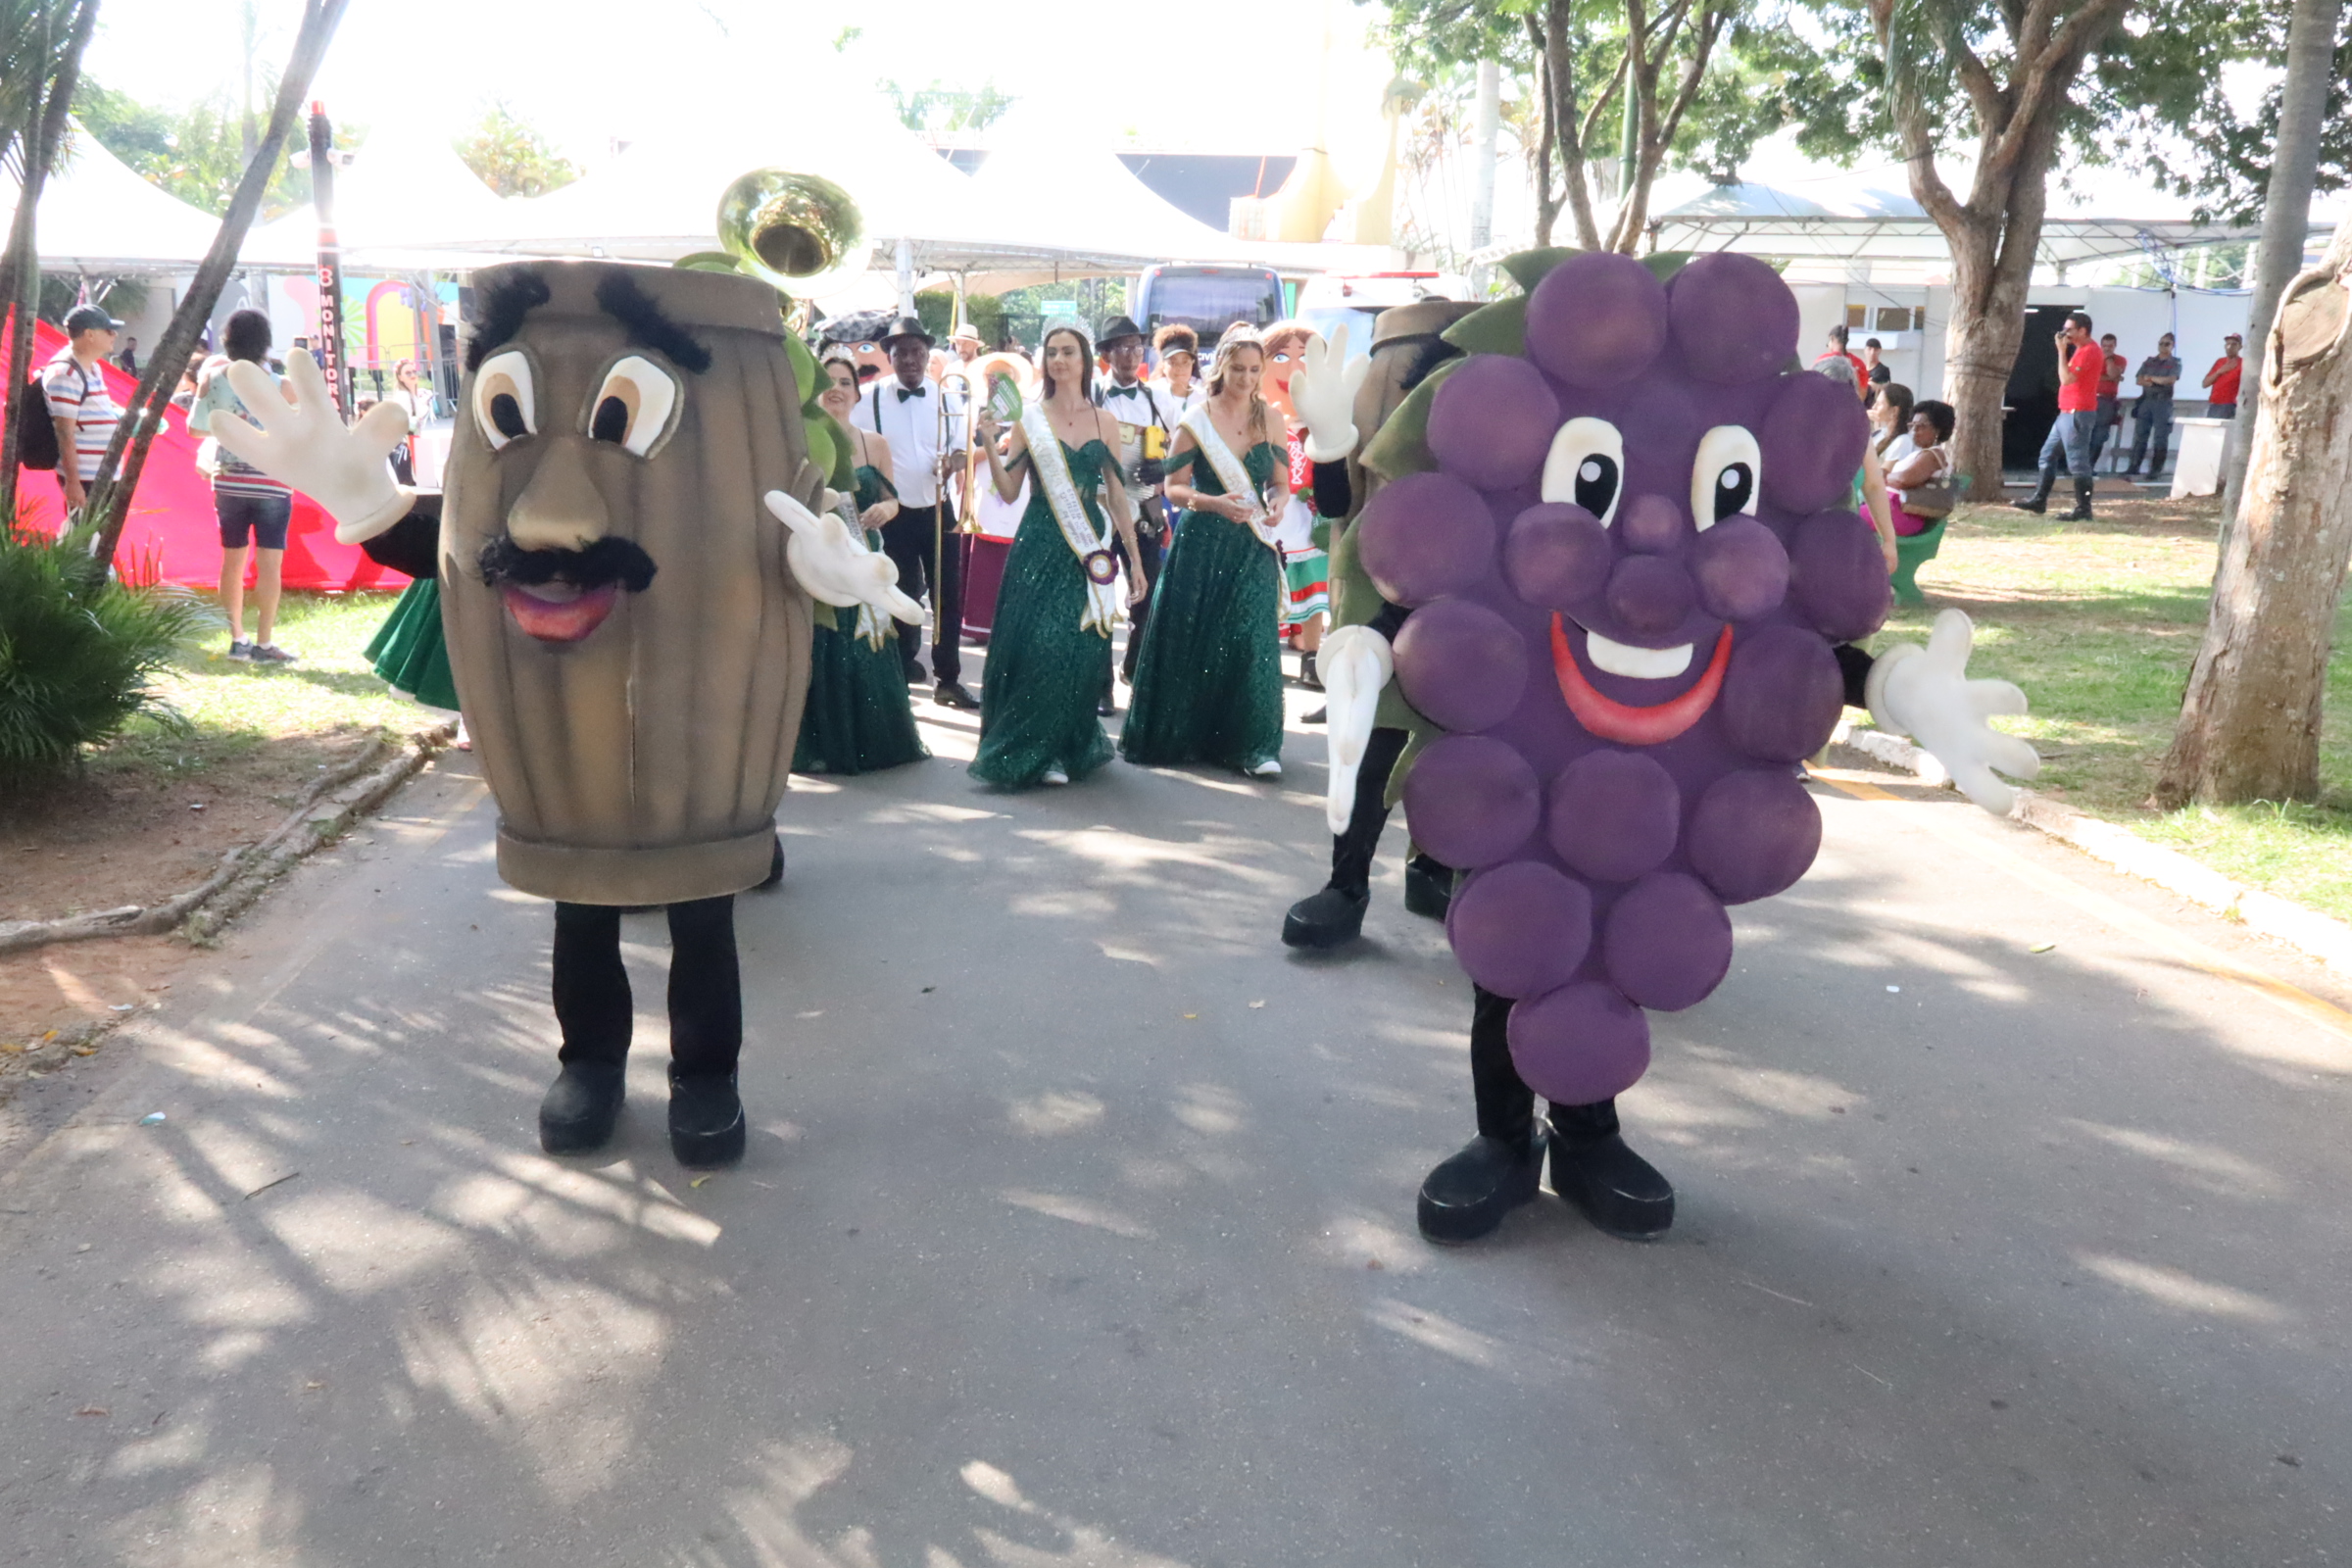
[207,259,917,1167]
[1288,250,2039,1244]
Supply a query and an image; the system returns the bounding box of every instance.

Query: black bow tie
[1104,383,1145,401]
[896,384,928,403]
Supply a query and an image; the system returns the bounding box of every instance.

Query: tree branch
[88,0,352,564]
[1545,0,1604,251]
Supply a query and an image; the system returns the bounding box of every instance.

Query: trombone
[936,369,975,638]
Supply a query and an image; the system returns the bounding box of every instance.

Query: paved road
[4,684,2348,1568]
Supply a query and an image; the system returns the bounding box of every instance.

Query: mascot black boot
[1417,989,1548,1243]
[543,896,749,1166]
[1417,989,1676,1244]
[1547,1099,1675,1240]
[1402,855,1454,920]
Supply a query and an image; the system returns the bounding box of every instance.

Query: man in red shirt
[2202,333,2244,418]
[2014,312,2105,520]
[2088,332,2127,466]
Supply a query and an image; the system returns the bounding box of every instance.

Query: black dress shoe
[1548,1120,1675,1239]
[1282,885,1368,949]
[1417,1127,1546,1244]
[539,1062,625,1154]
[669,1068,746,1167]
[1403,857,1453,920]
[756,834,785,890]
[1301,706,1326,724]
[934,680,981,710]
[902,663,925,686]
[1097,696,1118,716]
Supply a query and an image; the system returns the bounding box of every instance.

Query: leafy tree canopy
[453,103,578,200]
[881,78,1014,135]
[73,76,355,220]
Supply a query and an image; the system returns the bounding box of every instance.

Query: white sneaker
[1248,759,1282,779]
[1040,765,1070,786]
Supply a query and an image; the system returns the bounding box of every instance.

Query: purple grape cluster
[1369,250,1886,1104]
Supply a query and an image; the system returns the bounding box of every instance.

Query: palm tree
[1,0,101,524]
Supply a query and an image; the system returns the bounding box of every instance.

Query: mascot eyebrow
[461,266,714,375]
[593,268,713,373]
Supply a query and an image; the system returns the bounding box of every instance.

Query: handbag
[1900,451,1957,518]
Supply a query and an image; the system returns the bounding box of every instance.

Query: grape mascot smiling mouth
[1286,250,2039,1245]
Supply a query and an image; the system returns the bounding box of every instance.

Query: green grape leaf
[1441,296,1527,358]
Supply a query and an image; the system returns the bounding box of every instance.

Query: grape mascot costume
[208,261,918,1167]
[1285,250,2039,1244]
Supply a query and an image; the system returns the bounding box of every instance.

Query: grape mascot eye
[1690,425,1762,531]
[472,351,537,450]
[586,355,682,458]
[1541,417,1626,525]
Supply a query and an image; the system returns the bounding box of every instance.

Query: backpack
[17,373,60,470]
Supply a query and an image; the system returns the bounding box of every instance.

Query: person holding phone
[2013,311,2104,521]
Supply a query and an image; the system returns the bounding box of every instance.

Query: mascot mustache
[478,534,659,594]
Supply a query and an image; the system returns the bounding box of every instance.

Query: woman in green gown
[1119,331,1291,778]
[969,325,1145,789]
[794,355,929,775]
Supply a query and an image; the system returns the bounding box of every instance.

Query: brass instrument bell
[716,169,870,300]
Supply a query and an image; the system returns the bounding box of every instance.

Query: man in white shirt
[851,316,978,709]
[1093,314,1176,695]
[41,304,124,514]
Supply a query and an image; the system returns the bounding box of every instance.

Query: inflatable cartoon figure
[209,260,917,1168]
[1288,250,2037,1243]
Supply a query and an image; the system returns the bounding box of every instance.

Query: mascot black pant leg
[1415,985,1675,1245]
[1282,727,1456,949]
[541,896,747,1167]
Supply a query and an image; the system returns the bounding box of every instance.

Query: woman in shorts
[186,310,297,663]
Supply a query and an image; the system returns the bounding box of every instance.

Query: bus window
[1134,266,1284,342]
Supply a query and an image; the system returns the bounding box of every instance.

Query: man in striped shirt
[40,304,123,514]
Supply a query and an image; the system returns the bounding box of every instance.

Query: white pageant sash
[832,493,890,647]
[1021,403,1120,635]
[1180,405,1284,551]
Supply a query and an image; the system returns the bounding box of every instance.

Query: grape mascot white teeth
[203,245,919,1172]
[1281,250,2038,1247]
[1582,627,1692,680]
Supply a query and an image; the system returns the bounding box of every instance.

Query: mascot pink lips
[502,580,621,644]
[1550,614,1732,746]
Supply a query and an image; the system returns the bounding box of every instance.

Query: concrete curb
[0,721,457,957]
[1830,719,2352,977]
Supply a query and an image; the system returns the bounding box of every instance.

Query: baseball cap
[64,304,123,334]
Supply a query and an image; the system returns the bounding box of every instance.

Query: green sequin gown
[970,437,1118,789]
[794,466,929,775]
[1118,440,1286,772]
[366,576,460,711]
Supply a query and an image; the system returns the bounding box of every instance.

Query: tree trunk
[1873,0,2119,502]
[1527,16,1561,247]
[2217,0,2344,531]
[2155,223,2352,808]
[87,0,350,566]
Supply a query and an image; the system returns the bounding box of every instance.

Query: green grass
[1865,498,2352,923]
[90,590,440,781]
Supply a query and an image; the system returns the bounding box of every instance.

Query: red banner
[4,312,409,593]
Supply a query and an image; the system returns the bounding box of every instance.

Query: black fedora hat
[877,315,935,350]
[1097,314,1146,347]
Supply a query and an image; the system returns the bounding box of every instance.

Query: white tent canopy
[242,129,514,270]
[1642,146,2336,269]
[426,85,1027,293]
[21,121,229,271]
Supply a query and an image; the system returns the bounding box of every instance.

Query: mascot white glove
[1290,323,1372,466]
[1320,623,1396,833]
[207,351,414,544]
[1865,608,2039,814]
[764,488,924,624]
